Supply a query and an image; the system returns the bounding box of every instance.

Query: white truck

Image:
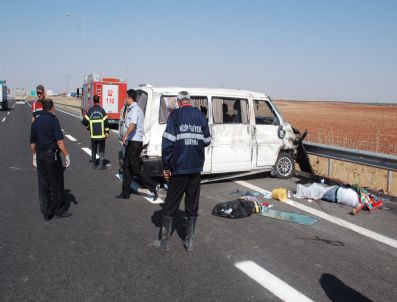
[15,88,26,102]
[0,80,8,110]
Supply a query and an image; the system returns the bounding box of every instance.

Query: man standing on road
[31,85,45,122]
[116,89,159,200]
[83,95,109,169]
[30,99,71,220]
[153,91,211,252]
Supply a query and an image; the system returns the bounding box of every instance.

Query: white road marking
[115,174,164,204]
[7,112,10,115]
[111,129,118,134]
[235,261,314,302]
[65,134,77,142]
[56,107,80,119]
[2,117,5,122]
[81,147,99,159]
[235,180,397,249]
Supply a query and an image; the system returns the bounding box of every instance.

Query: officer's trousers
[36,149,66,219]
[122,140,157,195]
[163,173,201,217]
[91,139,105,161]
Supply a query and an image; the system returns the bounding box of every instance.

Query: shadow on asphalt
[320,273,374,302]
[64,189,77,212]
[151,209,186,240]
[295,236,345,247]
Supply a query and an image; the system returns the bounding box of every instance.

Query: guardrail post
[328,158,333,177]
[387,170,392,194]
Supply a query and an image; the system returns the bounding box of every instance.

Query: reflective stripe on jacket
[83,105,109,139]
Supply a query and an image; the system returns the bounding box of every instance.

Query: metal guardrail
[302,141,397,193]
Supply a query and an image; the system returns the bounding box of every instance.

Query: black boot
[183,217,197,252]
[153,216,172,252]
[92,152,97,169]
[99,152,106,170]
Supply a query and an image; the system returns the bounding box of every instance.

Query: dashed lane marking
[65,134,77,142]
[81,147,99,159]
[2,117,5,122]
[235,180,397,249]
[7,112,10,115]
[235,261,314,302]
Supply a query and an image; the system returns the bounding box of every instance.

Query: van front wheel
[274,152,295,179]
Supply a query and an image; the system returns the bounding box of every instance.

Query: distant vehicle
[0,80,8,110]
[15,88,26,102]
[81,74,127,125]
[118,85,308,179]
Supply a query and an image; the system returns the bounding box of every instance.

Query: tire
[274,152,295,179]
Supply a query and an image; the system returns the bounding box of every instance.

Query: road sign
[31,90,36,96]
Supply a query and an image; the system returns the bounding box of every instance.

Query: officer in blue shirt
[30,99,71,220]
[153,91,211,252]
[116,89,159,199]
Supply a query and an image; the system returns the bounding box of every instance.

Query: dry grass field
[275,100,397,195]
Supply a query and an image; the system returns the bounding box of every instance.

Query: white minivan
[119,85,303,179]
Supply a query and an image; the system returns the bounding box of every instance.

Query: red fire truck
[81,74,127,125]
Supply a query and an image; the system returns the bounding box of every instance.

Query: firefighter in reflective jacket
[83,95,109,169]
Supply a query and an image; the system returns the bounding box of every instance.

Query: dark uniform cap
[36,85,45,92]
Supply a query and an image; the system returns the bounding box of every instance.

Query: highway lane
[0,101,396,302]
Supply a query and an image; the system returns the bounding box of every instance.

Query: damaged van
[119,85,307,180]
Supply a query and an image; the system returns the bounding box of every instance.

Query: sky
[1,0,396,103]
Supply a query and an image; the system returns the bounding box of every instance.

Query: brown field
[275,100,397,195]
[275,101,397,155]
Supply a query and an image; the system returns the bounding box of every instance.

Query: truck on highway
[0,80,8,110]
[15,88,26,102]
[81,74,127,125]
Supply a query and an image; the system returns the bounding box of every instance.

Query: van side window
[136,90,148,116]
[212,97,249,124]
[159,96,208,124]
[254,99,279,125]
[159,96,178,124]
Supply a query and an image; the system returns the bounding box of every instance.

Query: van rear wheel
[274,152,295,179]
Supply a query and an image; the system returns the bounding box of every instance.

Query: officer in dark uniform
[30,99,71,220]
[153,91,211,252]
[82,95,109,169]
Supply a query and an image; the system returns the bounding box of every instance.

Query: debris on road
[272,188,288,202]
[258,209,318,226]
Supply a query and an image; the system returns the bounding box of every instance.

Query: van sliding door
[210,97,253,173]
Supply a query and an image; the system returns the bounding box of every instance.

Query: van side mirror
[278,126,286,138]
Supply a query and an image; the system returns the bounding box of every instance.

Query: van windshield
[159,96,208,124]
[268,97,284,121]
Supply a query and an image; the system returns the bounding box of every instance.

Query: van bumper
[142,157,164,177]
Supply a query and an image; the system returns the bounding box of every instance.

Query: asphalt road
[1,99,396,302]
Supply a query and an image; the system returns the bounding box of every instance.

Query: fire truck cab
[81,74,127,125]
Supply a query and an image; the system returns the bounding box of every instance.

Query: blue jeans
[322,186,339,203]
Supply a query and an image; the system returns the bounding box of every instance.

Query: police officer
[32,85,45,122]
[30,99,71,220]
[153,91,211,252]
[83,95,109,169]
[116,89,159,200]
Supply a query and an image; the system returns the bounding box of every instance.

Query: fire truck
[81,74,127,125]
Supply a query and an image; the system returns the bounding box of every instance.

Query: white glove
[33,153,37,168]
[64,154,71,168]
